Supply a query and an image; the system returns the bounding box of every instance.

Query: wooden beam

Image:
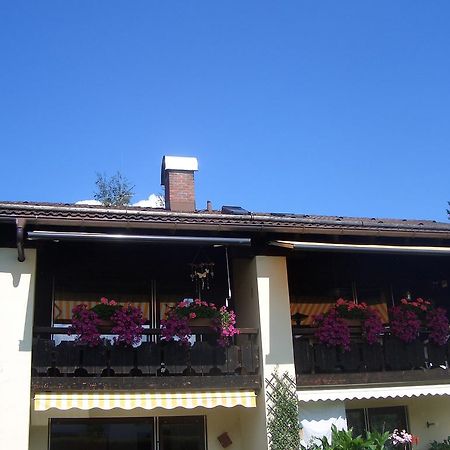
[297,369,450,388]
[32,375,261,393]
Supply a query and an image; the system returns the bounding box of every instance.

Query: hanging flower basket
[160,299,239,347]
[69,297,144,347]
[313,298,384,351]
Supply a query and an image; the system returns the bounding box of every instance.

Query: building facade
[1,156,450,449]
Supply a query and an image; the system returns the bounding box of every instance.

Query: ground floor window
[49,416,206,450]
[346,406,408,437]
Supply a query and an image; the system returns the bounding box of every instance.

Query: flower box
[313,298,384,351]
[389,298,449,345]
[161,299,239,347]
[188,317,214,327]
[69,297,144,347]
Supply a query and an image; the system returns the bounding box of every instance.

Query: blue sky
[1,1,449,221]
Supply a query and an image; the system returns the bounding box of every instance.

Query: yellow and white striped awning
[34,391,257,411]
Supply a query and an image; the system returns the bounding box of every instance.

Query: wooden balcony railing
[32,327,259,389]
[293,327,450,384]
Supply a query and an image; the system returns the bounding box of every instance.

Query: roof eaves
[0,201,449,238]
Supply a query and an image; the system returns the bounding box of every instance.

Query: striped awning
[290,302,389,325]
[298,384,450,402]
[34,391,257,411]
[53,300,150,323]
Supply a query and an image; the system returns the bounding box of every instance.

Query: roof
[0,201,449,238]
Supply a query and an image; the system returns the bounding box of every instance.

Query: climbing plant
[266,370,300,450]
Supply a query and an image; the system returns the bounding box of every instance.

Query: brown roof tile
[0,201,449,237]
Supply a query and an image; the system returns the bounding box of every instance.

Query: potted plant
[69,297,144,347]
[389,298,449,345]
[160,299,239,346]
[313,298,384,351]
[390,429,419,448]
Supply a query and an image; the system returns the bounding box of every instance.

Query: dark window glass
[50,418,154,450]
[159,416,205,450]
[346,408,366,437]
[346,406,408,441]
[368,406,407,434]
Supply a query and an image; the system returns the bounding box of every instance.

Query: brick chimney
[161,156,199,212]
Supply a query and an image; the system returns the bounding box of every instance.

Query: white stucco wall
[0,248,36,450]
[233,256,297,450]
[233,258,271,450]
[254,256,296,378]
[408,395,450,447]
[299,400,347,446]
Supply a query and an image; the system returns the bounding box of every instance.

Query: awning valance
[298,384,450,402]
[270,240,450,255]
[34,391,257,411]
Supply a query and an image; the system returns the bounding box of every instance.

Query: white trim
[271,240,450,255]
[162,156,198,172]
[298,384,450,402]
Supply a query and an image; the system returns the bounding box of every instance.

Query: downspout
[16,218,26,262]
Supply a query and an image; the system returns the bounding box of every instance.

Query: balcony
[31,327,260,393]
[293,326,450,387]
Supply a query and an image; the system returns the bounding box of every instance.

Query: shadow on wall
[11,271,22,288]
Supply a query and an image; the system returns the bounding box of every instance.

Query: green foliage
[266,371,300,450]
[301,425,390,450]
[90,303,121,320]
[429,437,450,450]
[330,426,367,450]
[94,172,134,207]
[365,430,391,450]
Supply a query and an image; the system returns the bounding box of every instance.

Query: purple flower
[390,306,421,343]
[313,299,384,351]
[426,307,449,346]
[314,310,351,351]
[160,300,239,347]
[70,298,144,347]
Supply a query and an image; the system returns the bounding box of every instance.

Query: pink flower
[109,300,117,306]
[161,299,239,347]
[100,297,108,304]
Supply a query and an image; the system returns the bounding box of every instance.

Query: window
[50,418,154,450]
[346,406,408,437]
[159,416,206,450]
[50,417,206,450]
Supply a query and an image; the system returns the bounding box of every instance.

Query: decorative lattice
[266,371,300,450]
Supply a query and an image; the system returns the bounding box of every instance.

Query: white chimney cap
[162,156,198,171]
[161,156,198,184]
